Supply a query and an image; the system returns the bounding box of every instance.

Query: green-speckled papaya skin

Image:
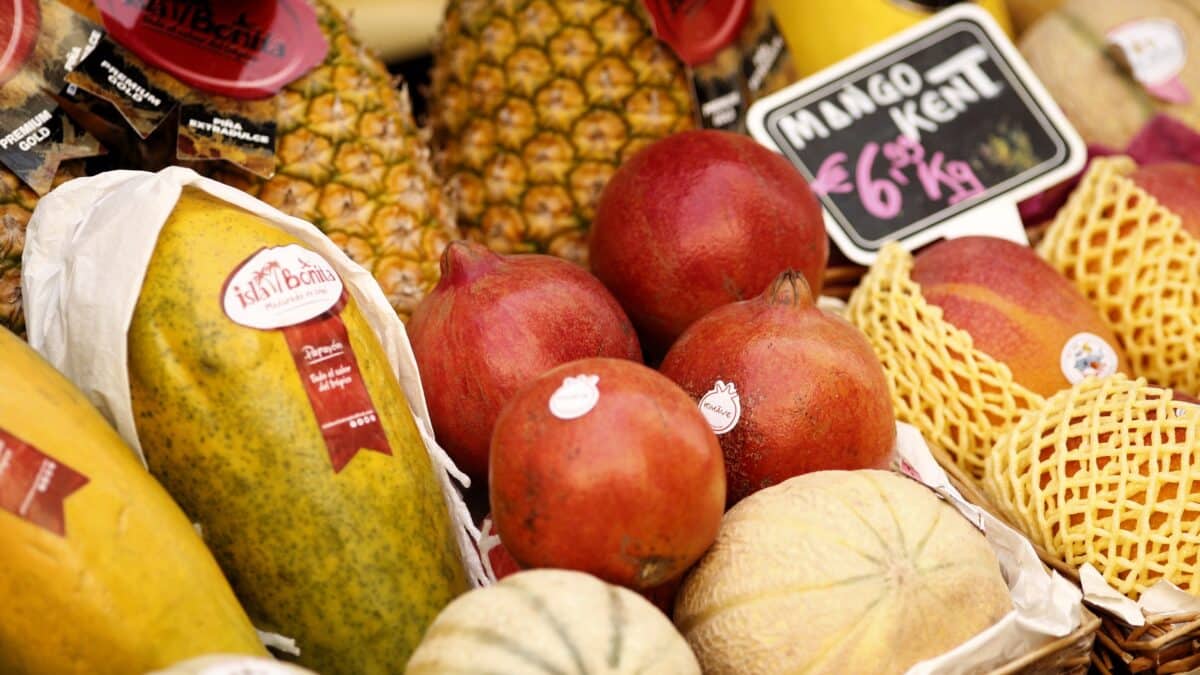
[128,189,467,674]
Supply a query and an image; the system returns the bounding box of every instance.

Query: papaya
[0,326,264,674]
[127,188,468,674]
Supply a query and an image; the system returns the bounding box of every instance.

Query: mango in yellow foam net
[847,243,1044,482]
[984,374,1200,599]
[1038,156,1200,395]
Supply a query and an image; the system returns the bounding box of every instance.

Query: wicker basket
[906,432,1097,674]
[989,607,1101,675]
[940,429,1200,675]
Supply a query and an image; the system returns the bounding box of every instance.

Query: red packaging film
[642,0,751,66]
[0,427,89,537]
[0,0,40,85]
[95,0,328,100]
[222,244,392,473]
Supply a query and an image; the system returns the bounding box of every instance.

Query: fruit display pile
[7,1,1200,674]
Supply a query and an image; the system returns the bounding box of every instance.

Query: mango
[910,236,1130,397]
[1128,162,1200,240]
[127,189,468,673]
[0,326,264,674]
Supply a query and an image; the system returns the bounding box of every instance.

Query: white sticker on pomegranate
[549,374,600,420]
[698,380,741,435]
[1108,19,1191,103]
[223,244,344,329]
[1060,332,1120,384]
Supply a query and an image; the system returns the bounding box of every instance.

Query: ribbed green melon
[406,569,700,674]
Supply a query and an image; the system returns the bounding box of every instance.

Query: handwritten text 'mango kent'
[779,46,1003,149]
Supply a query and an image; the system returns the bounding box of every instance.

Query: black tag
[0,1,107,194]
[67,35,182,138]
[691,61,746,132]
[748,5,1084,264]
[177,94,278,179]
[0,95,102,193]
[742,13,789,95]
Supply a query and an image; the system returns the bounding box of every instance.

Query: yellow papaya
[0,326,264,675]
[127,188,469,674]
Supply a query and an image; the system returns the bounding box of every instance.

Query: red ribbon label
[95,0,329,100]
[0,427,89,537]
[222,245,391,472]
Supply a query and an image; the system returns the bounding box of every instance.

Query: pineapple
[212,1,460,320]
[0,161,87,337]
[0,0,457,337]
[429,0,696,264]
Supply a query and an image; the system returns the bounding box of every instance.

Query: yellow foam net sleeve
[984,374,1200,599]
[1037,156,1200,395]
[846,243,1044,482]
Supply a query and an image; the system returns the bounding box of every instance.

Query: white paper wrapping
[1079,563,1200,628]
[894,423,1085,675]
[20,167,486,590]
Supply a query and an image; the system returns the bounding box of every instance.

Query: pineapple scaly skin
[214,0,460,321]
[0,161,86,338]
[430,0,696,265]
[0,0,457,333]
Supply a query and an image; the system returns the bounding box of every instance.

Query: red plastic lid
[0,0,40,86]
[95,0,328,100]
[641,0,753,66]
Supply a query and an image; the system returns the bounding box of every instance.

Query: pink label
[224,247,390,473]
[1108,19,1192,104]
[0,427,89,536]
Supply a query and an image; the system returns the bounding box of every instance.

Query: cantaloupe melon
[674,470,1011,675]
[0,327,264,674]
[1020,0,1200,149]
[405,569,700,674]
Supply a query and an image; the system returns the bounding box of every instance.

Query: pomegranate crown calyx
[766,269,815,307]
[439,240,503,285]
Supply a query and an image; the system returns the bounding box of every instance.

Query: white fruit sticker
[1108,19,1191,104]
[549,374,600,420]
[698,380,741,435]
[1060,332,1120,384]
[222,244,344,329]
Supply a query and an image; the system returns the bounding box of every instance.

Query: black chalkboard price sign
[748,4,1085,265]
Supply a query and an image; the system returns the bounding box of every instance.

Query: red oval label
[642,0,752,66]
[0,0,40,86]
[96,0,328,100]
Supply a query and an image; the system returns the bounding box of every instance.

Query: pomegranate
[407,241,641,481]
[659,270,895,506]
[489,357,725,590]
[481,514,685,615]
[479,515,522,580]
[589,129,829,358]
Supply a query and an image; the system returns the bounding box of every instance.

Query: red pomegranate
[589,129,829,358]
[490,357,725,590]
[659,270,895,506]
[479,515,522,580]
[407,241,641,481]
[481,514,685,615]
